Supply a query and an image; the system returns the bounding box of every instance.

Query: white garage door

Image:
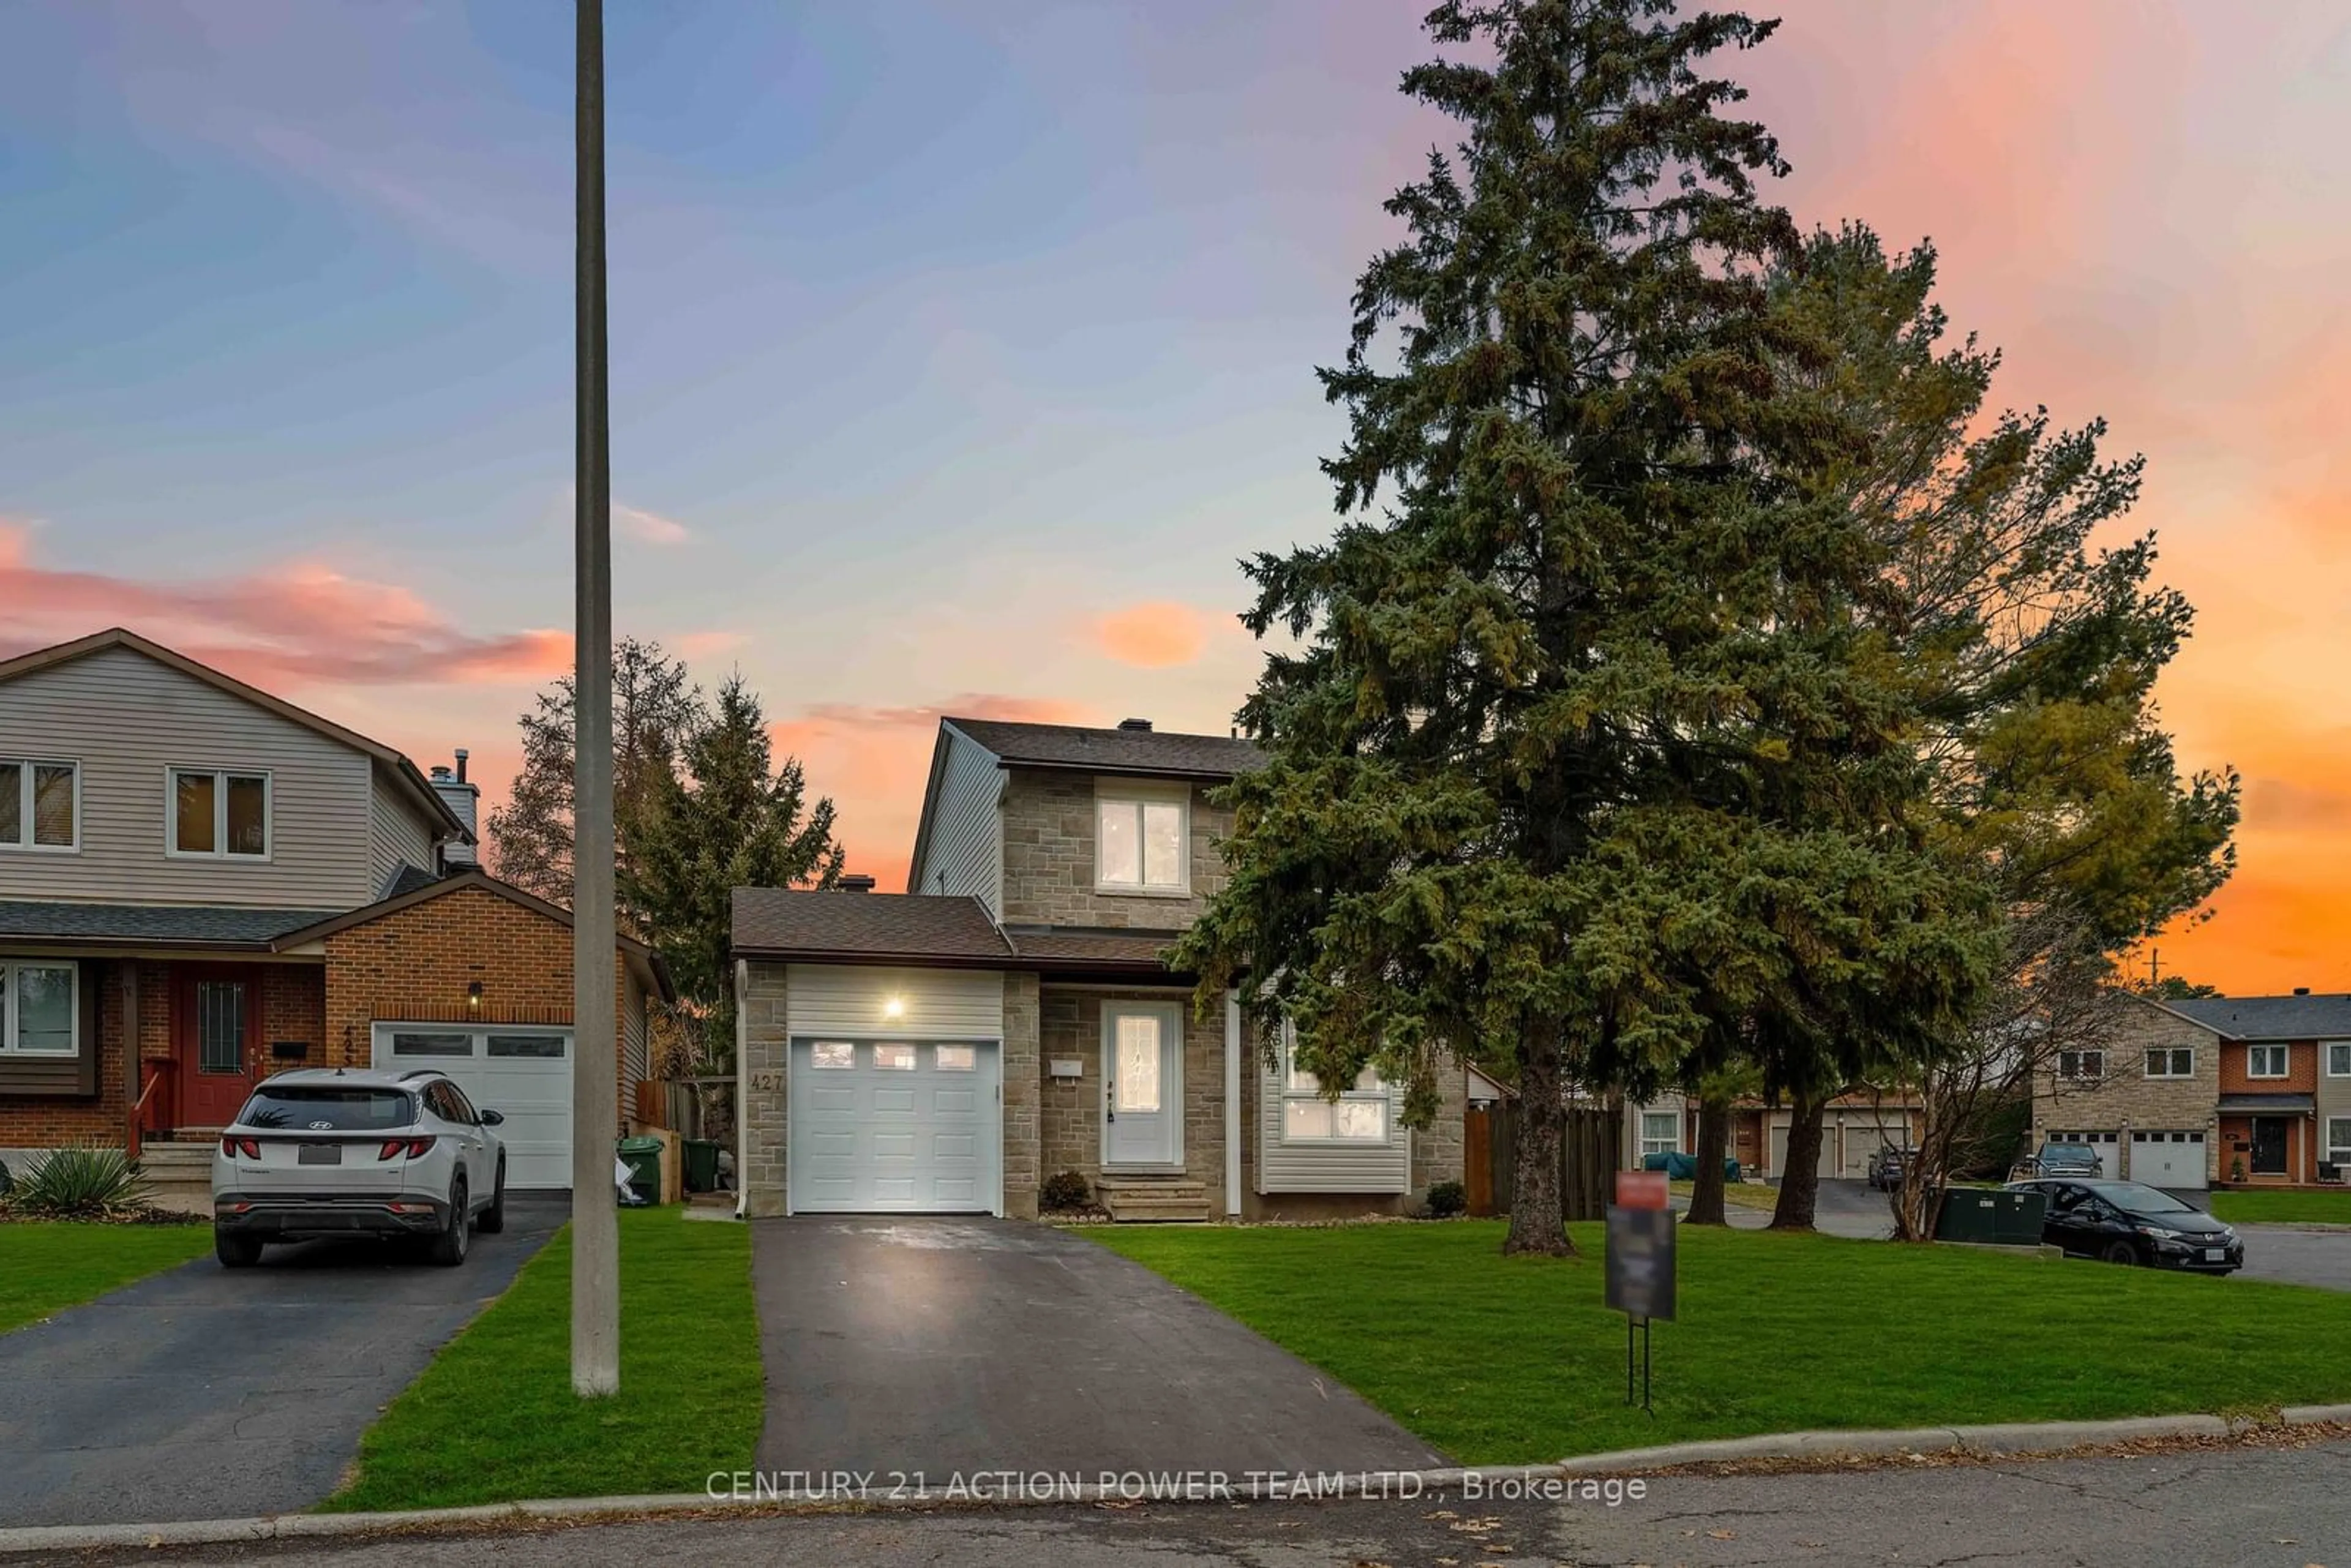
[1837,1117,1910,1178]
[2129,1130,2208,1189]
[373,1024,572,1190]
[1768,1121,1840,1180]
[2047,1129,2121,1177]
[789,1039,1000,1214]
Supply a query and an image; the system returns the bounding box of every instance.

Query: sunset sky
[2,2,2344,995]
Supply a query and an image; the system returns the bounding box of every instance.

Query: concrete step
[1097,1177,1212,1223]
[135,1141,216,1217]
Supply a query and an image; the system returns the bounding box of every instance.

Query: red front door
[174,968,261,1128]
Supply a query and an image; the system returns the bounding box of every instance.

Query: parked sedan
[2004,1177,2241,1274]
[211,1068,508,1269]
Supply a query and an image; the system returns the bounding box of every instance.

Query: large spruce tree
[1176,0,1998,1255]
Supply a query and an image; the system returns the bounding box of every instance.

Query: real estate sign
[1605,1171,1676,1322]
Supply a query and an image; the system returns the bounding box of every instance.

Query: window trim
[2327,1116,2351,1168]
[0,758,81,854]
[1092,779,1191,896]
[164,767,274,861]
[1276,1027,1393,1147]
[0,959,80,1056]
[2143,1046,2195,1079]
[808,1041,856,1070]
[2247,1043,2290,1080]
[2325,1042,2351,1078]
[1638,1108,1682,1159]
[2057,1048,2105,1082]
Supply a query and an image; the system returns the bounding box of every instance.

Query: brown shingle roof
[945,717,1263,780]
[731,890,1013,965]
[1005,928,1185,970]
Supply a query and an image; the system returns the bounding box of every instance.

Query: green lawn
[0,1222,213,1336]
[2209,1190,2351,1225]
[1086,1220,2351,1465]
[1669,1180,1780,1212]
[328,1209,761,1512]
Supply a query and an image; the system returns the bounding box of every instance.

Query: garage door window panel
[488,1034,566,1059]
[874,1043,917,1071]
[936,1045,975,1071]
[391,1032,475,1058]
[810,1041,854,1069]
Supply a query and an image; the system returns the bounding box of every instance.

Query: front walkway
[0,1196,565,1528]
[750,1217,1445,1477]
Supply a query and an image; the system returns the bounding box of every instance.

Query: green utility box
[1935,1187,2046,1245]
[681,1138,722,1194]
[618,1135,664,1205]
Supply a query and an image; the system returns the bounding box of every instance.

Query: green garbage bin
[681,1138,721,1194]
[617,1135,664,1205]
[1935,1187,2045,1245]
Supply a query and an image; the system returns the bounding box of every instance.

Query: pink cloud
[0,523,567,689]
[1093,601,1212,667]
[772,694,1095,887]
[614,502,691,547]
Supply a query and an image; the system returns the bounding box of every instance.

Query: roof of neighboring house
[0,900,339,949]
[732,889,1014,966]
[2165,993,2351,1041]
[383,863,444,900]
[943,717,1264,781]
[0,628,472,845]
[2218,1092,2317,1113]
[271,869,673,1002]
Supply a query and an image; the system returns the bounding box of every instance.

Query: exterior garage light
[468,981,484,1013]
[883,997,906,1020]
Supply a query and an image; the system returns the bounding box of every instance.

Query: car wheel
[429,1177,470,1267]
[478,1159,507,1235]
[215,1230,263,1269]
[2099,1238,2142,1267]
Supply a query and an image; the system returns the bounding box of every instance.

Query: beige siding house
[735,716,1469,1223]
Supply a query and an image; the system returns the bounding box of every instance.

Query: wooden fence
[1464,1102,1618,1222]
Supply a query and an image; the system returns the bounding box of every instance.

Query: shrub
[7,1144,154,1219]
[1040,1170,1093,1213]
[1425,1179,1468,1218]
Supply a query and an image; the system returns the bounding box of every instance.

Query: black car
[1866,1146,1914,1191]
[2004,1177,2242,1274]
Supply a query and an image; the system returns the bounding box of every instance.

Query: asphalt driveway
[0,1195,564,1528]
[751,1218,1446,1478]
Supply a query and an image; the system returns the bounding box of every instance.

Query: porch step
[1096,1176,1212,1223]
[135,1141,216,1217]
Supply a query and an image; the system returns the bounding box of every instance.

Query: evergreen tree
[1174,0,2002,1255]
[624,674,845,1067]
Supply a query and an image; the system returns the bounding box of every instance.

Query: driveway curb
[6,1408,2349,1557]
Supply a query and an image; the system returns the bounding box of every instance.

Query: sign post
[1605,1169,1675,1413]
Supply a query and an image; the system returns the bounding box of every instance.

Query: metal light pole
[571,0,620,1399]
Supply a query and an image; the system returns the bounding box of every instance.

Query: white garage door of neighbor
[2047,1129,2122,1177]
[1767,1122,1840,1180]
[1836,1120,1908,1177]
[789,1040,1001,1214]
[372,1024,573,1190]
[2129,1130,2208,1188]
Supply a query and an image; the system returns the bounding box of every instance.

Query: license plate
[298,1142,342,1166]
[2203,1247,2225,1262]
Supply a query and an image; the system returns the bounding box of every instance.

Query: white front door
[1103,1002,1182,1168]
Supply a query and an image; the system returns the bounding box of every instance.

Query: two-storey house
[731,715,1468,1220]
[0,629,669,1195]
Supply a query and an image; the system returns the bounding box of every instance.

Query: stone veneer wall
[740,961,789,1217]
[998,769,1235,929]
[1002,972,1041,1218]
[2030,994,2222,1183]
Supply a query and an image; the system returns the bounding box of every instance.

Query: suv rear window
[238,1087,416,1131]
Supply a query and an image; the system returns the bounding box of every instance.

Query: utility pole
[571,0,620,1399]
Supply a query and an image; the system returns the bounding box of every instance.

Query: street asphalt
[0,1195,564,1529]
[750,1216,1445,1479]
[1706,1179,2351,1292]
[34,1435,2351,1566]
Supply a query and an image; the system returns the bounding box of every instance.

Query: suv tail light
[377,1136,437,1161]
[220,1136,260,1160]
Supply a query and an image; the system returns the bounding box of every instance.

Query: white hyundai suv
[211,1067,508,1269]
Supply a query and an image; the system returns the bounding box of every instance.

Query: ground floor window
[1280,1031,1390,1143]
[1639,1110,1680,1158]
[0,960,77,1056]
[2327,1117,2351,1168]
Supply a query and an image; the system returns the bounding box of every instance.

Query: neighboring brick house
[733,716,1471,1222]
[0,628,669,1193]
[2028,992,2223,1187]
[2165,992,2351,1186]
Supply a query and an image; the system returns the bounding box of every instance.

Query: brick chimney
[837,874,877,893]
[432,749,480,868]
[1117,718,1153,732]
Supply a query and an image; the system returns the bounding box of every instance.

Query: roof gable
[942,716,1263,781]
[0,628,469,843]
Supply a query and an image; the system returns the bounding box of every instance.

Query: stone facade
[2030,995,2221,1183]
[1002,972,1041,1218]
[1410,1066,1469,1195]
[1038,985,1225,1213]
[740,961,790,1217]
[999,769,1234,929]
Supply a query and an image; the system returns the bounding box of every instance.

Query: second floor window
[170,769,269,858]
[2144,1047,2194,1078]
[2057,1049,2104,1081]
[2248,1043,2290,1078]
[1096,788,1187,893]
[0,760,77,851]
